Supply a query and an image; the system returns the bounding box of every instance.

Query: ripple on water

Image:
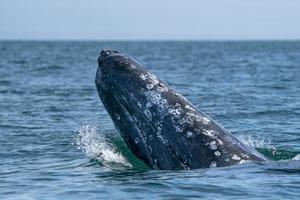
[1,41,300,199]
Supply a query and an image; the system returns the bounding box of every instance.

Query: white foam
[292,154,300,160]
[238,135,276,151]
[75,123,131,168]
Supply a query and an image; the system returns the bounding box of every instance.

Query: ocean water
[0,41,299,199]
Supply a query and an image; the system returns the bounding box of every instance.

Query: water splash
[238,135,276,151]
[74,123,132,169]
[238,135,298,161]
[292,154,300,160]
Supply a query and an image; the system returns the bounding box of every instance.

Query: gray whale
[95,49,267,170]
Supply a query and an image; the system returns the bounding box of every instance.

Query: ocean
[0,41,299,199]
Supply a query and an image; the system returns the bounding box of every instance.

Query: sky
[0,0,300,40]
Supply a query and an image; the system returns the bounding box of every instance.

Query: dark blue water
[0,41,300,199]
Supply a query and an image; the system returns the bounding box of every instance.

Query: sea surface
[0,41,300,199]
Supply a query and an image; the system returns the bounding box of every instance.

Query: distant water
[0,41,300,199]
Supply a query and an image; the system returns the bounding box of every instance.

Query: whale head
[95,49,188,169]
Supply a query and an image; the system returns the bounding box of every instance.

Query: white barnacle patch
[186,112,198,119]
[137,102,142,108]
[202,117,211,125]
[210,161,217,168]
[168,108,182,118]
[203,129,218,139]
[148,73,159,85]
[184,105,196,112]
[240,153,250,159]
[184,105,191,109]
[115,113,120,120]
[178,115,194,127]
[154,159,158,168]
[148,146,153,153]
[175,125,184,133]
[174,103,181,107]
[146,102,151,108]
[134,137,140,144]
[186,131,194,138]
[140,73,147,80]
[216,139,224,146]
[239,159,250,164]
[231,154,241,161]
[148,134,153,141]
[130,64,137,69]
[184,115,194,125]
[146,83,154,90]
[174,93,187,101]
[156,85,168,93]
[144,109,152,120]
[154,121,161,127]
[214,151,221,157]
[208,140,218,150]
[194,115,203,122]
[193,115,211,125]
[157,105,164,112]
[145,90,169,112]
[148,91,162,105]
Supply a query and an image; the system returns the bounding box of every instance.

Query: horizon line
[1,38,300,42]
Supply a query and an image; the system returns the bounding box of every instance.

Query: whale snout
[99,49,120,59]
[98,49,113,65]
[98,49,123,68]
[100,49,114,57]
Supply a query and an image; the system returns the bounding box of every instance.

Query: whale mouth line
[112,90,156,167]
